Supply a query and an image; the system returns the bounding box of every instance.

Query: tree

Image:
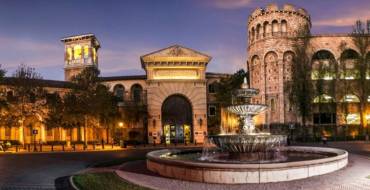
[62,67,119,144]
[211,69,246,134]
[351,20,370,138]
[91,84,119,143]
[0,65,7,111]
[286,31,314,136]
[7,64,44,144]
[215,69,247,106]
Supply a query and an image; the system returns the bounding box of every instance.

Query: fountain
[209,77,286,155]
[146,77,348,184]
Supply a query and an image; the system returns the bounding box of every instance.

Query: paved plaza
[0,142,369,190]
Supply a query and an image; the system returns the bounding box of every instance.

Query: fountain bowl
[209,134,286,153]
[227,104,267,115]
[146,146,348,184]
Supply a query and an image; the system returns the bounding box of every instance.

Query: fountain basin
[146,146,348,184]
[227,104,267,115]
[210,134,286,153]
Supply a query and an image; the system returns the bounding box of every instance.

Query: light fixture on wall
[118,122,124,128]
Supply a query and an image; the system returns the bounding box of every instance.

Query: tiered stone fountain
[209,77,286,155]
[146,77,348,184]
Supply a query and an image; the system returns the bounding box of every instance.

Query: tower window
[66,48,72,61]
[73,45,82,59]
[84,46,89,58]
[92,48,97,63]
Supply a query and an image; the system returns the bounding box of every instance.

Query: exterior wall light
[118,122,124,127]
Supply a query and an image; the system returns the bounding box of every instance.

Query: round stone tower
[247,3,311,125]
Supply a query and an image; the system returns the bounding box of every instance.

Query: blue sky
[0,0,369,80]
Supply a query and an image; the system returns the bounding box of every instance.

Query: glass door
[164,125,171,145]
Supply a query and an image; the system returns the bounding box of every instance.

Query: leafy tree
[92,84,119,143]
[0,65,7,111]
[351,20,370,138]
[7,64,44,144]
[286,31,314,133]
[61,67,119,144]
[215,69,247,106]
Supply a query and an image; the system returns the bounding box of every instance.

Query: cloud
[99,46,154,76]
[0,36,63,76]
[211,0,253,9]
[313,8,370,27]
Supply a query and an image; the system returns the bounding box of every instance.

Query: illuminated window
[313,94,334,103]
[311,68,336,80]
[66,48,72,61]
[92,48,97,62]
[346,113,360,124]
[73,45,82,59]
[84,46,89,58]
[341,94,360,103]
[340,69,359,80]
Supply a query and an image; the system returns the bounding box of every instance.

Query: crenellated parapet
[247,3,311,45]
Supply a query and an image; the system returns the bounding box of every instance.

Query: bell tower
[61,34,100,81]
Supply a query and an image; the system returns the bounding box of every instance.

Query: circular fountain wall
[146,146,348,184]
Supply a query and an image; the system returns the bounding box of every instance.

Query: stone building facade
[247,3,370,137]
[0,35,227,145]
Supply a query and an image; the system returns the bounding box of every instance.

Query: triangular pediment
[140,45,211,63]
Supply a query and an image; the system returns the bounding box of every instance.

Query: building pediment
[140,45,211,65]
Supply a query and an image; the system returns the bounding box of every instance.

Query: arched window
[263,21,269,37]
[311,50,336,80]
[281,20,287,33]
[272,20,279,36]
[313,94,334,103]
[131,84,143,103]
[340,49,360,79]
[251,27,255,42]
[270,98,276,111]
[341,94,360,103]
[113,84,125,101]
[73,45,82,59]
[256,24,261,40]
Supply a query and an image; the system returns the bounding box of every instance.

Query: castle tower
[247,4,311,125]
[61,34,100,81]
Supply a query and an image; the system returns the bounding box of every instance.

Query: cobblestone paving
[116,154,370,190]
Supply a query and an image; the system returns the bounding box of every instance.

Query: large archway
[161,94,193,144]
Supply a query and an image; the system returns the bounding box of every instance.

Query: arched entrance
[161,95,193,144]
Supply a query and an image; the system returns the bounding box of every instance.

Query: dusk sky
[1,0,369,80]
